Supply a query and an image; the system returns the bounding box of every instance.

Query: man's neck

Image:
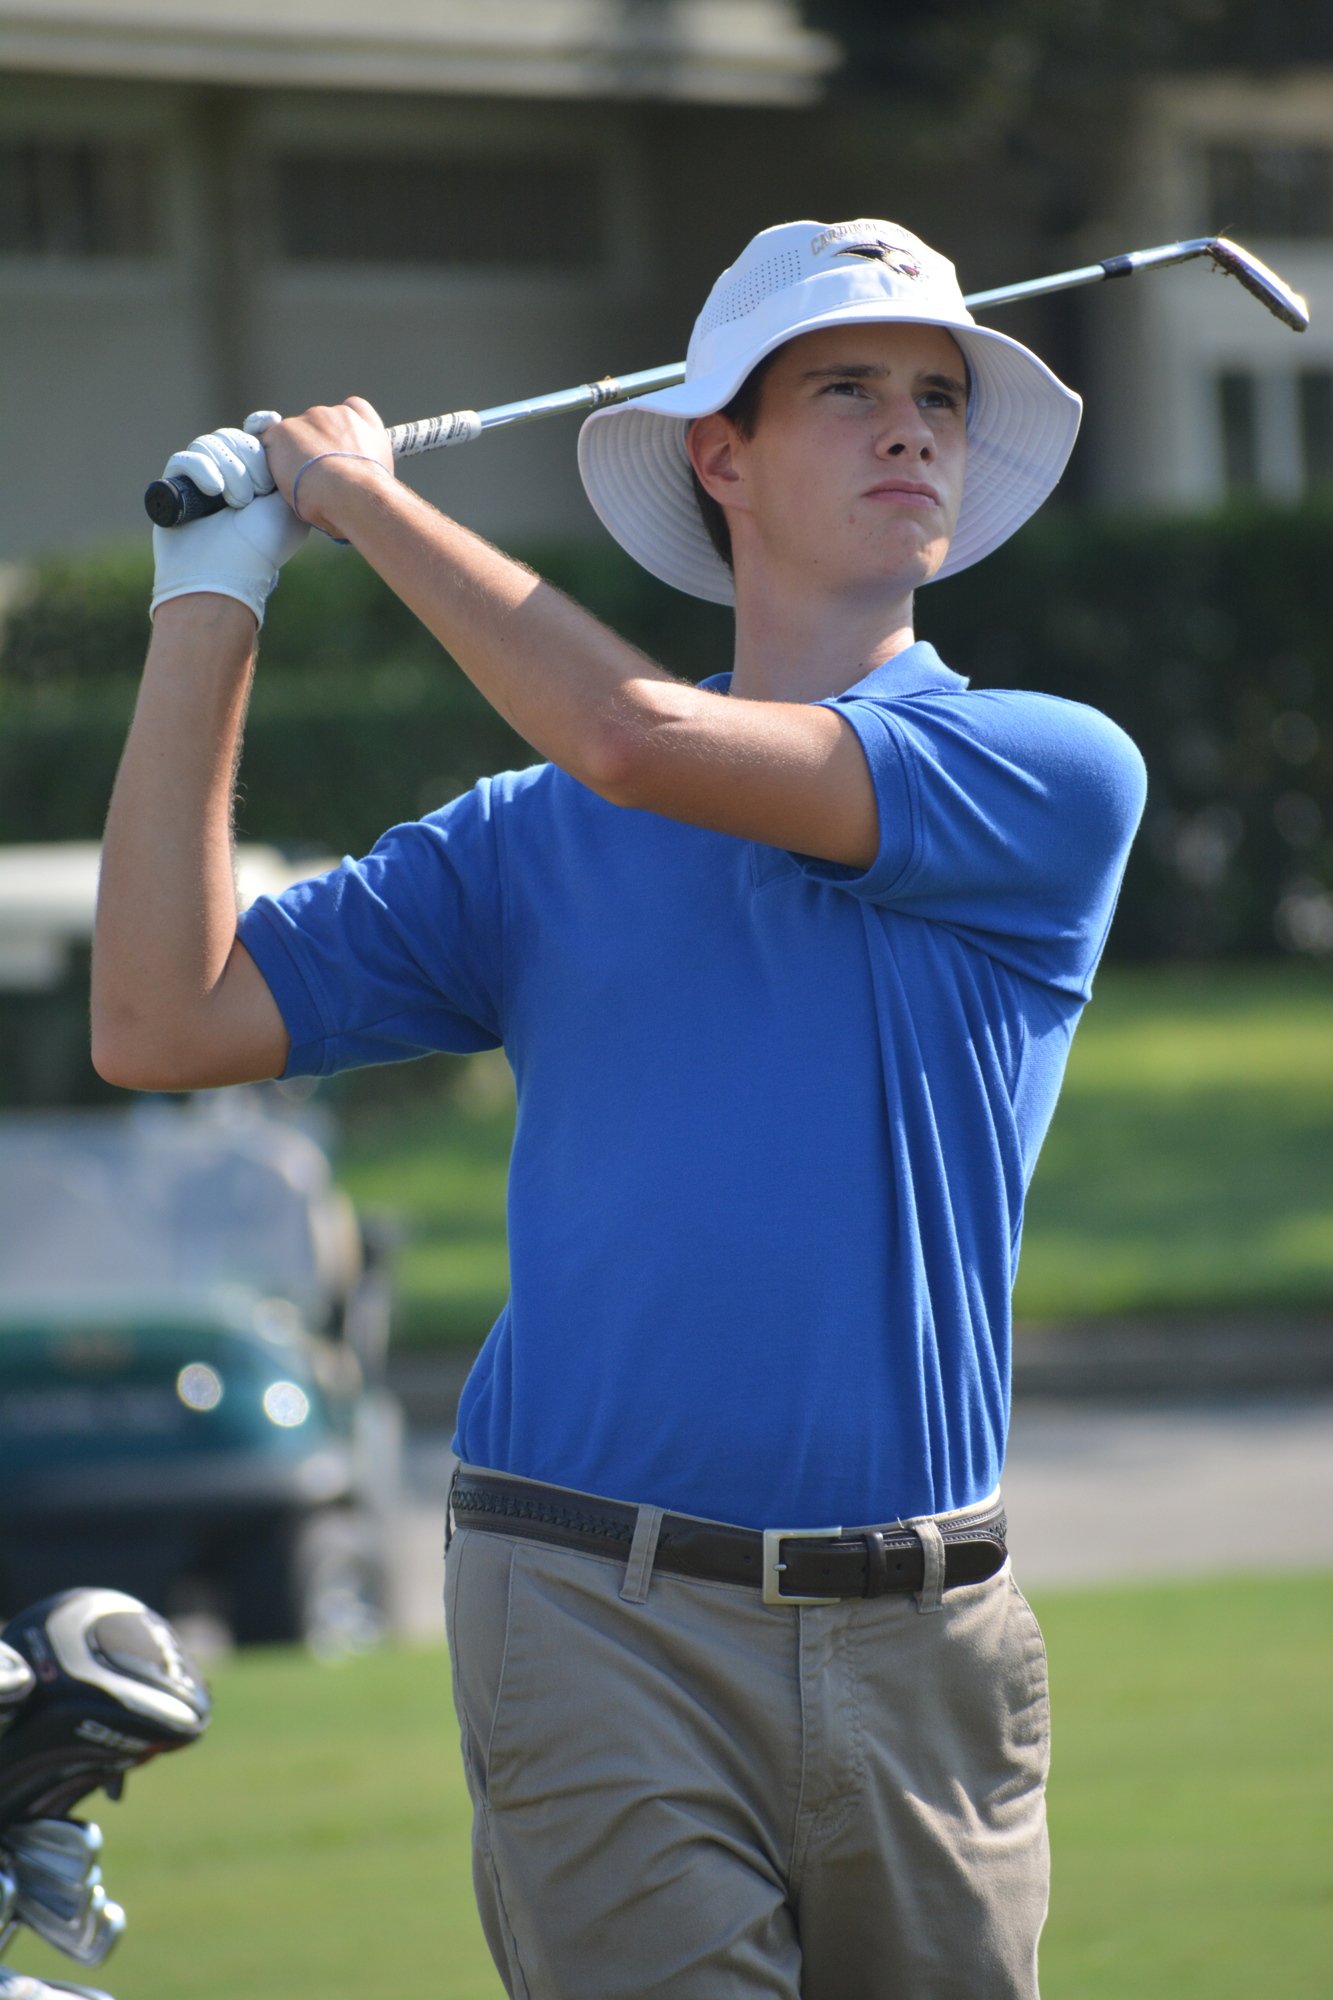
[726,575,919,705]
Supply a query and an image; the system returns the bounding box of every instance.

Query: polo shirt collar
[699,640,968,704]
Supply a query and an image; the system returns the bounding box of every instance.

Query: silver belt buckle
[761,1524,844,1606]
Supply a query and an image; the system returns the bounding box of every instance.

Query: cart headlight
[262,1381,309,1428]
[176,1363,223,1411]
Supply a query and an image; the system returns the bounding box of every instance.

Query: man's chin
[740,522,951,598]
[869,531,951,594]
[911,534,952,586]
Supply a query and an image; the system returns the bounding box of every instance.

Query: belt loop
[909,1517,945,1614]
[620,1505,665,1604]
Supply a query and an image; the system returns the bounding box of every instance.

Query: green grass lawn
[1037,1572,1333,1997]
[335,963,1333,1342]
[1015,962,1333,1321]
[7,1573,1328,2000]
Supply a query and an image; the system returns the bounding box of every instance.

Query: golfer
[94,219,1145,1997]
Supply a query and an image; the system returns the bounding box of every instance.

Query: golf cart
[0,1093,399,1650]
[0,845,400,1652]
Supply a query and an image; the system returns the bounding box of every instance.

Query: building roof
[0,0,839,104]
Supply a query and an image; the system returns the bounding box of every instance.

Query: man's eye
[822,380,867,398]
[919,390,961,411]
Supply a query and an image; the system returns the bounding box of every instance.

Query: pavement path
[384,1397,1333,1639]
[1003,1394,1333,1587]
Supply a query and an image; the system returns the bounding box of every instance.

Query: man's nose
[876,399,934,460]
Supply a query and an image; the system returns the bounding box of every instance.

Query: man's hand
[163,418,277,507]
[152,412,309,627]
[257,397,395,536]
[151,495,309,628]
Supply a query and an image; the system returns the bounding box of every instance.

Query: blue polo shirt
[238,642,1145,1529]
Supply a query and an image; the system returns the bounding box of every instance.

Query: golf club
[2,1821,122,1967]
[0,1589,211,2000]
[0,1588,210,1827]
[145,233,1308,529]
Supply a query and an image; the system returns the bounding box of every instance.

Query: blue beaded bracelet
[291,451,389,536]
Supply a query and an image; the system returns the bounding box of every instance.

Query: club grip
[143,476,228,529]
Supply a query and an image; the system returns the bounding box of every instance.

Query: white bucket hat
[577,218,1082,604]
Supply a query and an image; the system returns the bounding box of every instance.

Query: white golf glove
[150,410,309,628]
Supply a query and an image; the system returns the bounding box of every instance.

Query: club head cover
[0,1647,35,1720]
[0,1592,209,1827]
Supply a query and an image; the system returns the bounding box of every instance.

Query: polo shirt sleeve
[236,780,508,1078]
[797,687,1147,994]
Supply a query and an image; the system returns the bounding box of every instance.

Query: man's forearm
[306,464,680,791]
[302,461,879,867]
[92,594,289,1089]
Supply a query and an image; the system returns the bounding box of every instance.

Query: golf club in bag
[0,1591,210,2000]
[145,232,1309,529]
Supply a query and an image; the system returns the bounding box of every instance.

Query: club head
[5,1819,100,1871]
[1209,237,1309,331]
[21,1884,125,1969]
[6,1818,101,1922]
[0,1823,121,1968]
[2,1820,122,1965]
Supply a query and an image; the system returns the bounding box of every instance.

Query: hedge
[3,502,1332,961]
[0,541,732,858]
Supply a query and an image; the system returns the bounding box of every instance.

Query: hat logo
[833,240,922,281]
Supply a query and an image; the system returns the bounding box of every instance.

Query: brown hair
[689,349,781,571]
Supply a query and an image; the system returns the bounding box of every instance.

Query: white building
[2,12,1330,557]
[0,0,837,558]
[1085,69,1333,508]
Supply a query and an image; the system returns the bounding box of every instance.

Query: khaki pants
[445,1497,1049,1999]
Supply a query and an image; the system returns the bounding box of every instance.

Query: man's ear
[687,414,747,510]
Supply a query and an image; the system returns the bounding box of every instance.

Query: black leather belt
[450,1470,1007,1605]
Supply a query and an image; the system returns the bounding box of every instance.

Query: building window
[275,155,605,269]
[1206,144,1333,239]
[1218,372,1260,491]
[1300,371,1333,487]
[1217,370,1333,496]
[0,141,158,256]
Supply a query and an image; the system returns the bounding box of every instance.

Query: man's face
[690,321,969,597]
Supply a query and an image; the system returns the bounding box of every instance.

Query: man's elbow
[576,708,672,811]
[92,1029,191,1093]
[91,1012,224,1093]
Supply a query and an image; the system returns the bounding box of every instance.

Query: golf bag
[0,1591,209,2000]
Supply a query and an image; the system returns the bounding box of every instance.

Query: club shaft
[963,237,1222,309]
[387,363,687,458]
[143,235,1305,527]
[386,240,1234,458]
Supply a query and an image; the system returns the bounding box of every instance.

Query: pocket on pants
[1001,1570,1052,1782]
[478,1540,705,1821]
[481,1543,613,1815]
[903,1564,1051,1815]
[447,1527,520,1807]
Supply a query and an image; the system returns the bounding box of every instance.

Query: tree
[805,1,1333,237]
